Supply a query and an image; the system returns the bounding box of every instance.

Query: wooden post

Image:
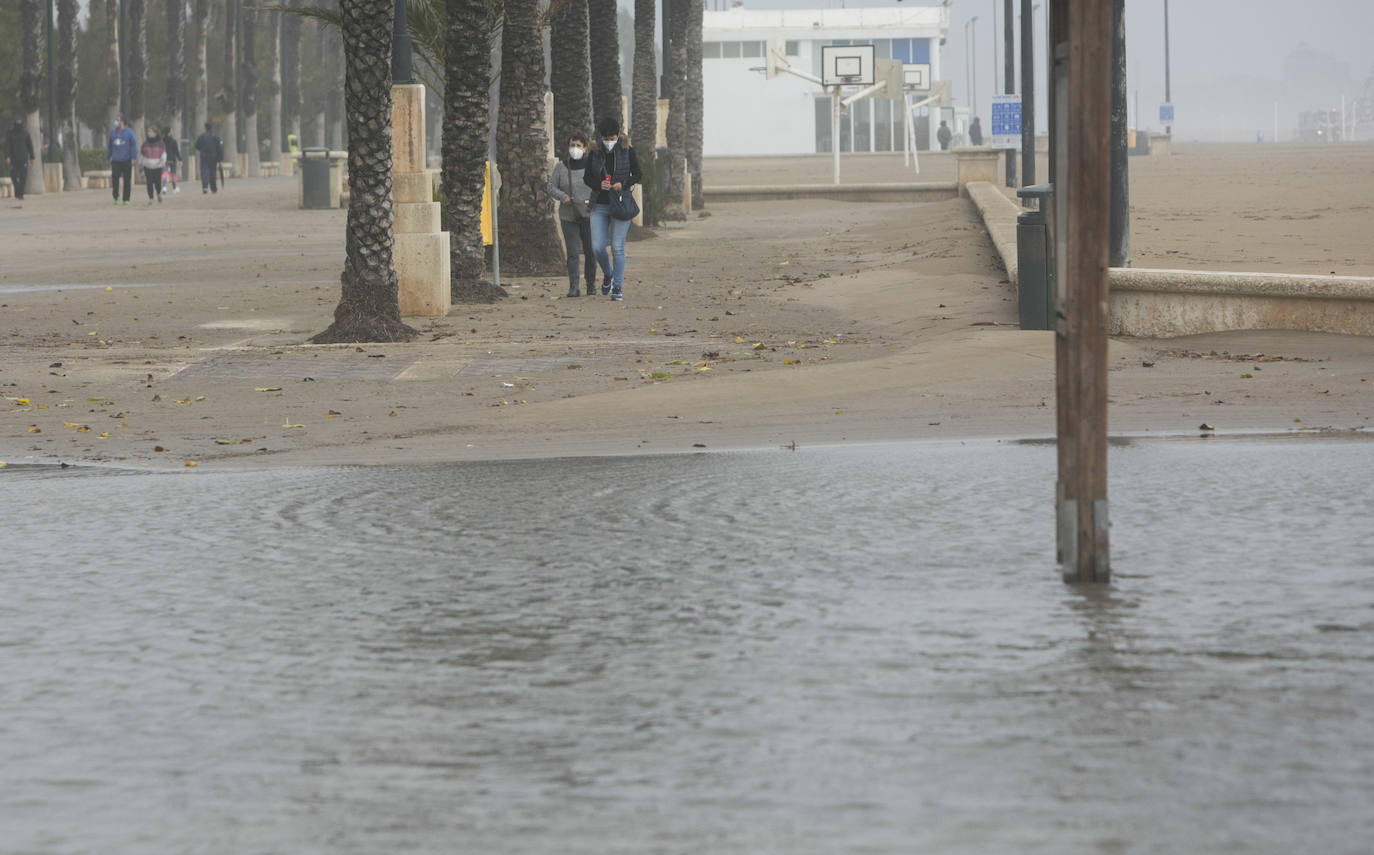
[1053,0,1111,583]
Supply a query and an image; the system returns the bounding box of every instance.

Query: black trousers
[199,156,218,192]
[111,161,134,202]
[144,167,164,199]
[10,163,26,199]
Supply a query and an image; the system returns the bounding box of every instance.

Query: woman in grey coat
[545,130,598,297]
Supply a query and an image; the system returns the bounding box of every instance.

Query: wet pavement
[3,436,1373,853]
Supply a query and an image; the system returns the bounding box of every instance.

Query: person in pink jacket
[138,126,168,205]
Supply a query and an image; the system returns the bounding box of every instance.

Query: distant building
[702,6,951,156]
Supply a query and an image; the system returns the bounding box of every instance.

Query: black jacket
[5,126,34,164]
[164,136,182,162]
[583,140,642,205]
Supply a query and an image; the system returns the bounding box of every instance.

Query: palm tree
[192,0,210,135]
[164,0,187,145]
[265,9,282,165]
[19,0,45,195]
[685,0,702,209]
[243,2,260,176]
[444,0,504,301]
[312,0,416,344]
[549,0,592,143]
[219,0,239,170]
[126,0,147,140]
[662,0,688,220]
[58,0,83,190]
[630,0,656,144]
[587,0,621,125]
[495,0,564,275]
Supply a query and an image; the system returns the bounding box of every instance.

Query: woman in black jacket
[583,116,642,301]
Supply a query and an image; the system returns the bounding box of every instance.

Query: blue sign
[990,94,1022,149]
[1160,103,1175,123]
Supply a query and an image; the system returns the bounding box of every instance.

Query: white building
[702,6,952,156]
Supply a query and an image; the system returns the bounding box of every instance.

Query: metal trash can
[300,147,331,209]
[1016,183,1055,330]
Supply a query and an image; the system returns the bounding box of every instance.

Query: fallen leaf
[282,424,306,429]
[1199,423,1215,431]
[214,439,235,445]
[184,460,197,467]
[154,446,165,452]
[27,426,40,433]
[254,387,283,392]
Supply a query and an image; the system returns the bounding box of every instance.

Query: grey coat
[546,158,593,223]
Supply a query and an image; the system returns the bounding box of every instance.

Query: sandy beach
[1,143,1371,468]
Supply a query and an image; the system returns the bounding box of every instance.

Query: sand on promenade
[1,148,1371,470]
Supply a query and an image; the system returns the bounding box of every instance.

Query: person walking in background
[107,116,138,205]
[969,116,985,146]
[546,130,598,298]
[162,130,181,194]
[195,122,222,194]
[583,116,642,302]
[937,120,953,151]
[5,119,35,201]
[139,125,167,205]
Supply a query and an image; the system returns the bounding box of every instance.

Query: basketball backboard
[903,63,931,91]
[821,44,875,87]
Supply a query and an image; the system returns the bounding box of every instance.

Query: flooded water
[3,437,1373,854]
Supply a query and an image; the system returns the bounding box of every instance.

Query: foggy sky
[719,0,1374,140]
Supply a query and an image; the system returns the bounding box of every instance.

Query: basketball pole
[832,88,842,184]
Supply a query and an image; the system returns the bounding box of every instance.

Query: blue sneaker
[601,275,612,296]
[610,288,623,301]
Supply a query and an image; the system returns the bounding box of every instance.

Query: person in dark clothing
[969,117,985,146]
[138,125,167,204]
[937,120,953,151]
[583,116,642,301]
[5,119,35,201]
[545,130,598,297]
[195,122,222,194]
[162,132,181,193]
[107,116,138,204]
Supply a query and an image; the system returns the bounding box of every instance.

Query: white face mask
[568,146,585,160]
[602,138,617,150]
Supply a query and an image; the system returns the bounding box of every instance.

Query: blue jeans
[589,203,631,291]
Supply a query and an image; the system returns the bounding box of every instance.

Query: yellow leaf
[97,432,109,439]
[752,343,767,350]
[782,360,798,365]
[254,387,283,392]
[105,286,113,291]
[282,424,306,429]
[0,462,6,468]
[733,337,744,343]
[13,398,30,406]
[27,426,40,433]
[64,422,78,429]
[834,410,844,415]
[36,404,47,409]
[76,426,91,433]
[184,460,197,467]
[389,411,398,417]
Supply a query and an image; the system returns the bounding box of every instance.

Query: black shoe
[566,289,580,298]
[600,275,612,296]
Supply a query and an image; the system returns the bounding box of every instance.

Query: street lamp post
[392,0,414,83]
[967,16,979,118]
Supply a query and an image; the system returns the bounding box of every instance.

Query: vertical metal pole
[1109,0,1128,267]
[1020,0,1035,194]
[392,0,414,84]
[1163,0,1171,134]
[118,0,126,118]
[1004,0,1017,186]
[971,17,978,118]
[1056,0,1112,584]
[832,87,841,185]
[660,0,671,97]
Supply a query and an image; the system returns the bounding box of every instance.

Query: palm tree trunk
[663,0,688,220]
[105,0,122,131]
[219,0,239,169]
[313,0,415,343]
[587,0,622,126]
[496,0,565,276]
[164,0,186,144]
[20,0,45,195]
[242,2,260,176]
[280,5,302,145]
[444,0,504,302]
[58,0,83,190]
[630,0,656,149]
[192,0,209,135]
[126,0,147,140]
[323,3,345,149]
[685,0,703,208]
[549,0,592,143]
[267,10,282,164]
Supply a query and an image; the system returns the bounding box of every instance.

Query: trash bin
[1016,183,1055,331]
[300,147,331,210]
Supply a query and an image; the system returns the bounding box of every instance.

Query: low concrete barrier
[965,180,1374,337]
[0,177,11,197]
[704,182,958,204]
[260,162,280,177]
[85,170,112,189]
